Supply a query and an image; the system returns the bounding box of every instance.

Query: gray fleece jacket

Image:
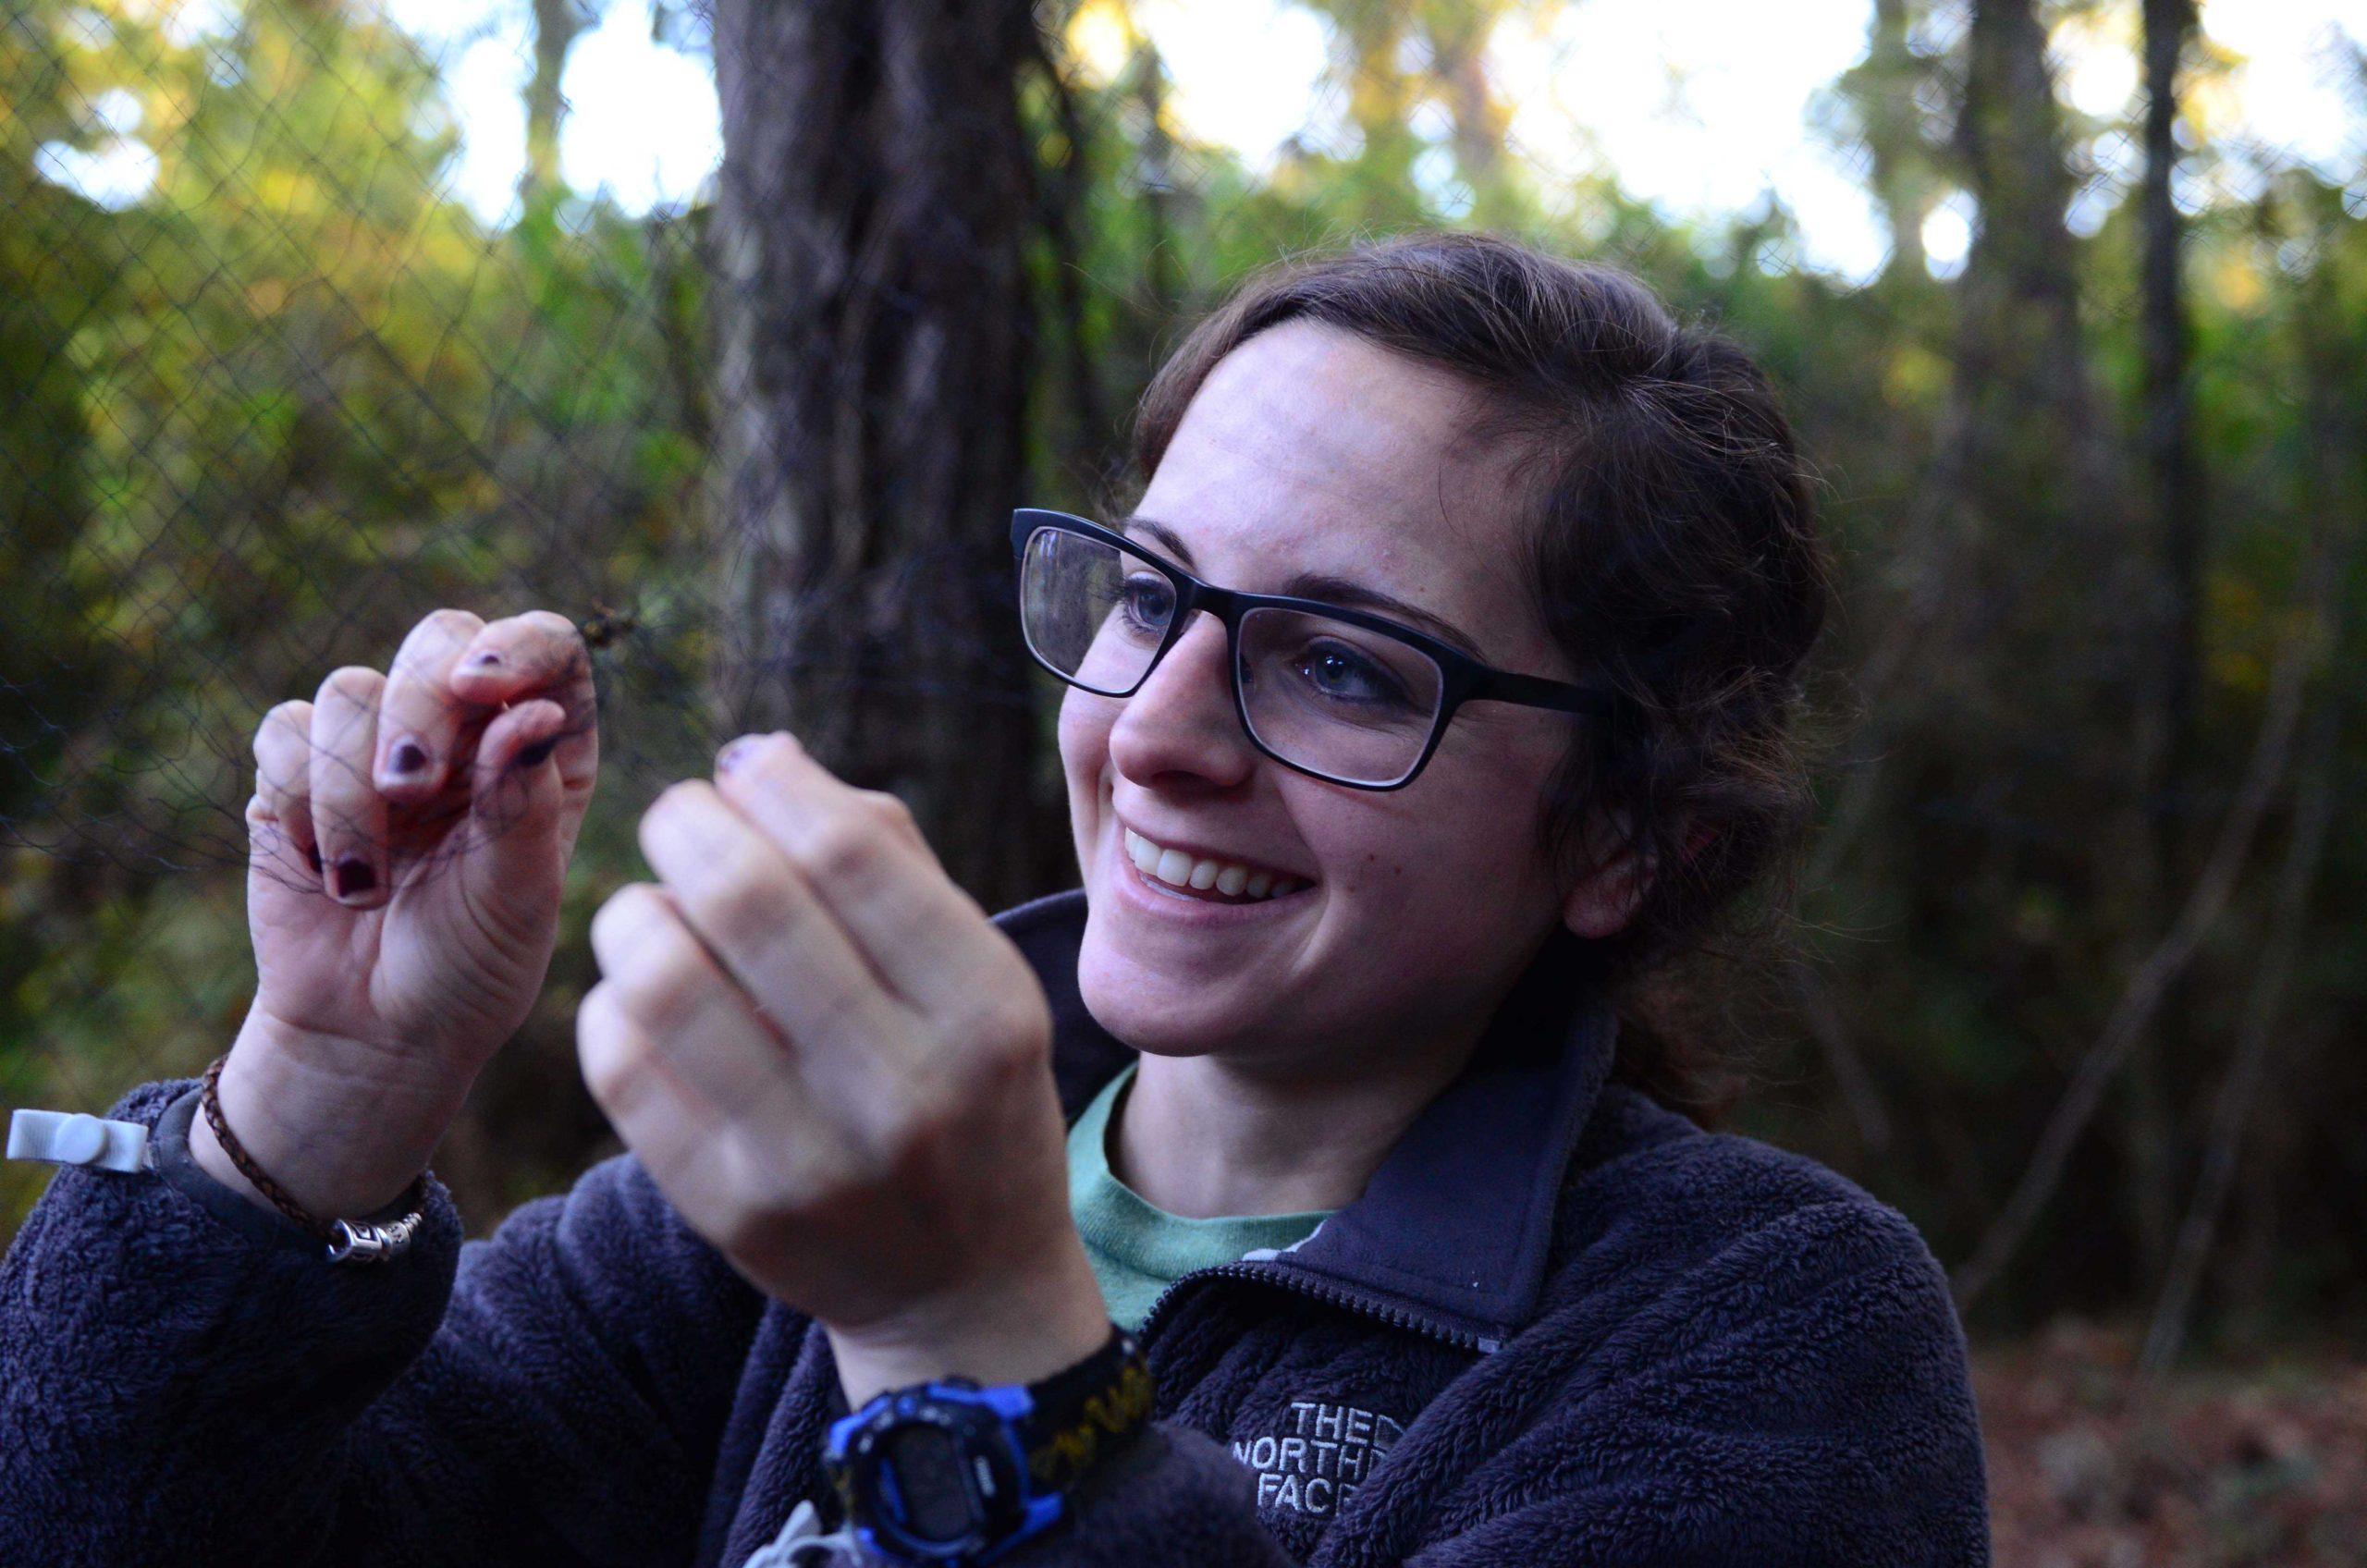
[0,887,1990,1565]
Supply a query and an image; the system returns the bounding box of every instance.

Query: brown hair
[1126,231,1833,1123]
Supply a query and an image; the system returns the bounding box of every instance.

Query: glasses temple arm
[1467,668,1618,717]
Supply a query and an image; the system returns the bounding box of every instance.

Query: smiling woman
[1,232,1985,1568]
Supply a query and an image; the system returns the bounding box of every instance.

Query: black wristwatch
[822,1325,1154,1565]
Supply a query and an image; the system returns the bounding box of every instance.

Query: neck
[1110,1026,1483,1219]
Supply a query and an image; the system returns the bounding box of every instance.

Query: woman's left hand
[579,731,1110,1404]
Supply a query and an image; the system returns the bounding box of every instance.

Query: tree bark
[522,0,592,203]
[1851,0,1933,281]
[708,0,1056,911]
[2139,0,2202,834]
[1134,41,1182,323]
[1942,0,2179,1310]
[2111,0,2203,1281]
[1950,0,2105,506]
[1911,0,2123,704]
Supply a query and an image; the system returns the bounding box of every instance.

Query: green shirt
[1066,1061,1336,1333]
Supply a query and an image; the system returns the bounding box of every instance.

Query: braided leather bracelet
[199,1053,428,1265]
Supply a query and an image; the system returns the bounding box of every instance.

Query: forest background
[4,0,2364,1559]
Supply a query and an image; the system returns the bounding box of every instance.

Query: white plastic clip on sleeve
[6,1109,152,1174]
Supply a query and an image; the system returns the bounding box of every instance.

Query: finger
[712,733,1010,1022]
[577,978,734,1204]
[577,977,841,1269]
[310,666,388,908]
[585,881,815,1137]
[448,610,599,810]
[434,692,573,931]
[635,780,914,1091]
[249,699,321,892]
[460,693,570,847]
[372,608,487,800]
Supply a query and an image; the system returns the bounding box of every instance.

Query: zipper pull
[743,1498,878,1566]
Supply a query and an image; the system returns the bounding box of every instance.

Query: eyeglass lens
[1019,525,1444,786]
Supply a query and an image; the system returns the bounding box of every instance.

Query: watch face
[883,1423,977,1543]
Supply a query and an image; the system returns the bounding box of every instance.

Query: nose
[1105,611,1257,790]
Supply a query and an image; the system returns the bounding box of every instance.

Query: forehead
[1136,321,1541,654]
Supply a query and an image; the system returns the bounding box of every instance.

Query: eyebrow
[1120,514,1490,664]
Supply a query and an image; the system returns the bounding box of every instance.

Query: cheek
[1334,825,1518,906]
[1056,688,1114,781]
[1322,750,1554,904]
[1057,689,1121,876]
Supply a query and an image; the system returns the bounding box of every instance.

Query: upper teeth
[1123,827,1306,900]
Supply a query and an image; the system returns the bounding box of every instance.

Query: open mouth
[1122,826,1311,905]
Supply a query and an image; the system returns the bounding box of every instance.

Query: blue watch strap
[823,1326,1154,1564]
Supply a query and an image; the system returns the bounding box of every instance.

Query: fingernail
[516,737,558,769]
[332,858,376,900]
[717,735,758,772]
[386,739,427,777]
[470,650,503,668]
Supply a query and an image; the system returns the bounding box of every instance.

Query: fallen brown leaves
[1977,1321,2367,1567]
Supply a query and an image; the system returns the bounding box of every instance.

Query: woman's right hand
[193,609,600,1222]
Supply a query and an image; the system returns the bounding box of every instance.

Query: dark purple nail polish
[516,737,557,769]
[717,736,755,772]
[387,740,427,776]
[471,650,502,668]
[332,858,376,900]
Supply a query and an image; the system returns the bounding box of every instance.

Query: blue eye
[1118,575,1173,633]
[1295,642,1412,706]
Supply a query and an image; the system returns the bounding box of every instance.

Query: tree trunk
[707,0,1056,911]
[1950,0,2100,488]
[1942,0,2130,750]
[1942,0,2168,1309]
[1133,40,1183,325]
[1855,0,1933,280]
[522,0,591,203]
[1417,10,1504,181]
[2125,0,2203,1283]
[2139,0,2201,829]
[1937,0,2122,692]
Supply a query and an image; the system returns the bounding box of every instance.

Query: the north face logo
[1231,1400,1404,1517]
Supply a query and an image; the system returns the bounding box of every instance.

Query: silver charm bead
[325,1208,424,1265]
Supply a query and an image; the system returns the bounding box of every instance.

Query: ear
[1560,807,1652,941]
[1559,814,1716,940]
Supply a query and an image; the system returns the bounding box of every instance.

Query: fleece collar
[992,888,1616,1351]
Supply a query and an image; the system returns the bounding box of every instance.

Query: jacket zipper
[1135,1260,1490,1356]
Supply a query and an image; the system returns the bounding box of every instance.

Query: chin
[1079,933,1211,1070]
[1075,916,1240,1060]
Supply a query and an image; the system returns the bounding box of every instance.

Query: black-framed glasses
[1009,508,1615,790]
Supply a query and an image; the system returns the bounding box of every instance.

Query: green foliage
[1,0,715,1228]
